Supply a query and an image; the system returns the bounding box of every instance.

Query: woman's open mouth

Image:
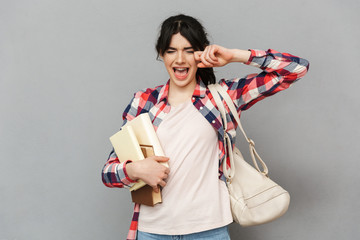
[173,67,189,80]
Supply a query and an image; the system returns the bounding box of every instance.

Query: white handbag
[208,84,290,227]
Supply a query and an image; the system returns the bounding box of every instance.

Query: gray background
[1,0,359,239]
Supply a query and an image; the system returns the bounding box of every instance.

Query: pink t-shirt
[138,99,232,235]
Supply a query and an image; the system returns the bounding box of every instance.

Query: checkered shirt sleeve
[221,49,309,111]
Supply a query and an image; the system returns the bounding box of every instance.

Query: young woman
[102,14,309,240]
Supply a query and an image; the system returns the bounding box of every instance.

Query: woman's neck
[168,81,196,107]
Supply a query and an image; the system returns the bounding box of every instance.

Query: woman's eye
[166,50,175,54]
[186,50,194,54]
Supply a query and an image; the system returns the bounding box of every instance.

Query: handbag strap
[214,84,268,176]
[208,84,235,179]
[208,84,269,179]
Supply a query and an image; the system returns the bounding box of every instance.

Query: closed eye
[166,47,194,54]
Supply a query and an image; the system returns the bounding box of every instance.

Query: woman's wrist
[125,161,138,181]
[230,49,251,63]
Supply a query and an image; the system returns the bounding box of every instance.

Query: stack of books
[110,113,167,206]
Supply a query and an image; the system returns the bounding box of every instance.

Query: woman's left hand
[194,45,234,68]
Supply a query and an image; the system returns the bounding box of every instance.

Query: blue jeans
[137,226,231,240]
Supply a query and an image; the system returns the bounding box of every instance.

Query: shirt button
[192,97,195,101]
[212,120,216,124]
[200,106,203,110]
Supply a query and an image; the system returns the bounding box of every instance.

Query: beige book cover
[126,114,166,159]
[109,125,144,162]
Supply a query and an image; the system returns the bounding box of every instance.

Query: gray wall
[1,0,359,239]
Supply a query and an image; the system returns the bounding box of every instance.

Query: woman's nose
[175,52,185,64]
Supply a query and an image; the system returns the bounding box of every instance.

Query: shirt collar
[157,80,207,104]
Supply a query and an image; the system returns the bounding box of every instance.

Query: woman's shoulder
[123,83,165,120]
[133,83,164,99]
[129,83,166,109]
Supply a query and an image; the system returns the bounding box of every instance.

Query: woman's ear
[156,53,164,62]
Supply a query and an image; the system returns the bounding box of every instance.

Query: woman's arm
[195,46,310,111]
[102,151,169,192]
[101,93,170,192]
[101,150,137,189]
[101,95,139,189]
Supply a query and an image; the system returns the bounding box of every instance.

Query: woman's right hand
[194,45,251,68]
[126,156,170,193]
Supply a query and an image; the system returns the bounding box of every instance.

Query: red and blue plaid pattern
[101,49,309,240]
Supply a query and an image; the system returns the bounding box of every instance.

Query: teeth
[174,68,187,71]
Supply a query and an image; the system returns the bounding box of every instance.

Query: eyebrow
[168,47,194,50]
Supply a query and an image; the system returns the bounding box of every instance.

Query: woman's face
[162,33,198,91]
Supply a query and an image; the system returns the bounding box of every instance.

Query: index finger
[209,45,218,62]
[194,51,203,61]
[152,156,170,162]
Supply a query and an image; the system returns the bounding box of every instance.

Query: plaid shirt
[102,49,309,240]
